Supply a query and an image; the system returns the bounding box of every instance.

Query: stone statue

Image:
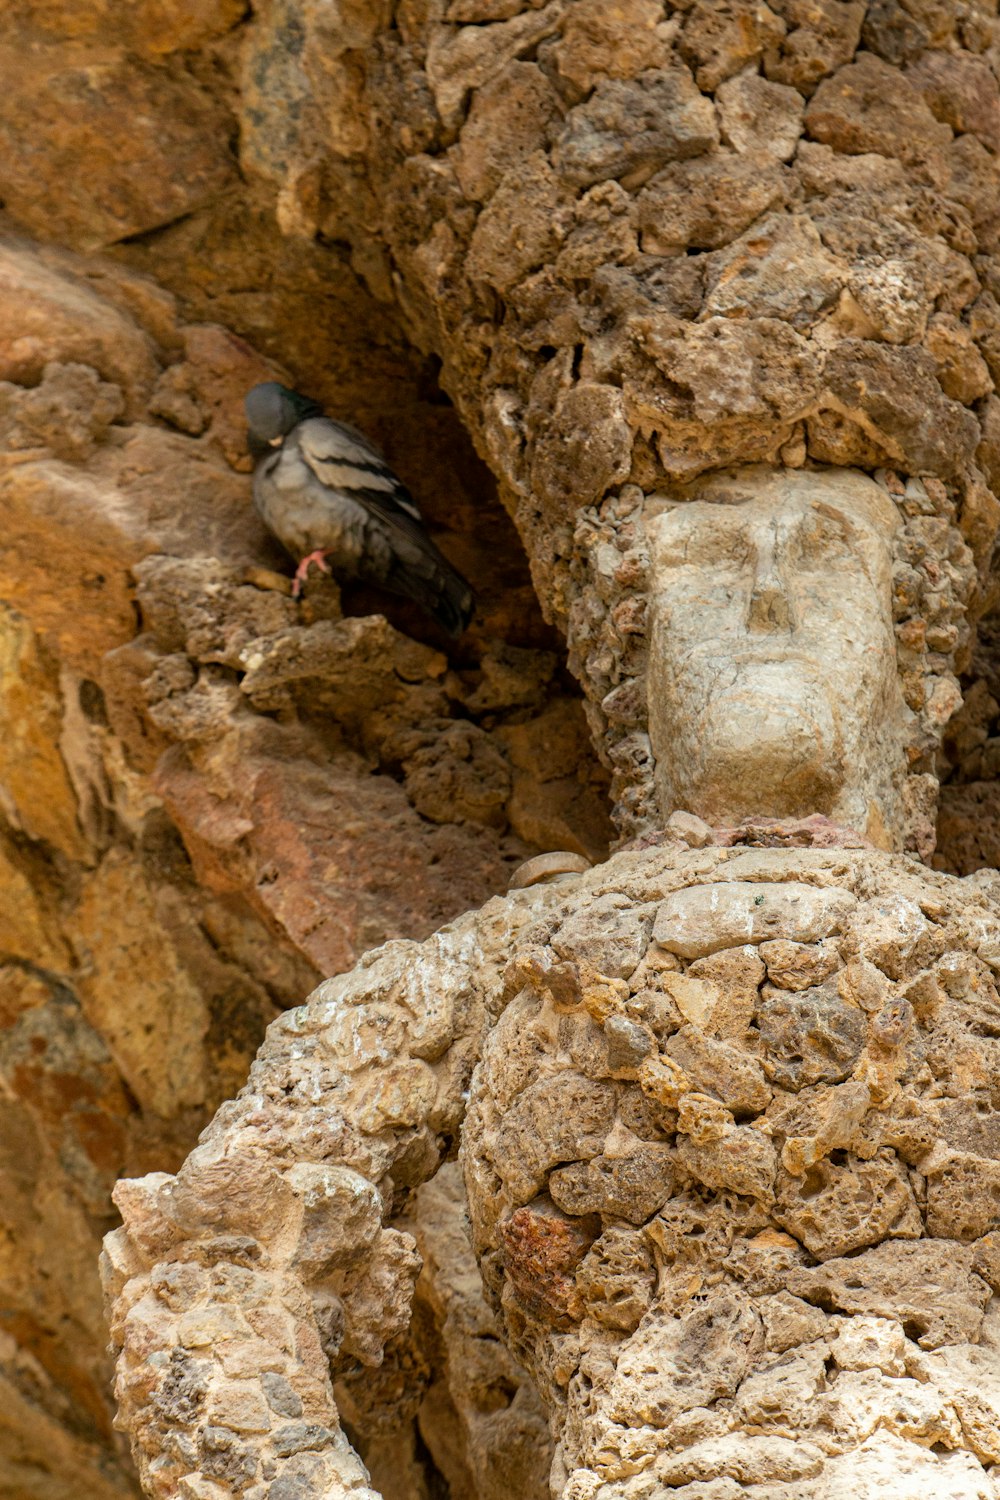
[104,450,1000,1500]
[644,466,908,838]
[104,835,1000,1499]
[101,1,1000,1493]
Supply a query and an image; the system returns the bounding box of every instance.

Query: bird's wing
[280,418,473,635]
[296,417,426,530]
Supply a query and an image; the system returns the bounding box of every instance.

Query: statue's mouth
[671,640,888,670]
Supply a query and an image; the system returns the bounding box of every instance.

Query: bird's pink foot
[292,550,333,599]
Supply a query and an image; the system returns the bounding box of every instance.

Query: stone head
[569,464,976,854]
[645,466,904,845]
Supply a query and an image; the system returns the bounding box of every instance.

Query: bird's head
[245,382,324,461]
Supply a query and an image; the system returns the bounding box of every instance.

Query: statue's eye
[799,517,850,559]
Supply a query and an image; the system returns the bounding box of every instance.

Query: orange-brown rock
[0,225,608,1500]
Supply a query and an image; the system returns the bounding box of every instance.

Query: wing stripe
[305,458,398,494]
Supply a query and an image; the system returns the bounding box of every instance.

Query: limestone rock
[553,0,674,93]
[552,66,718,189]
[764,0,864,91]
[805,54,953,164]
[0,221,609,1500]
[788,1240,991,1348]
[654,881,857,957]
[636,152,786,254]
[717,71,804,162]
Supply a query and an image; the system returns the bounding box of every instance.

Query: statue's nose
[747,533,794,632]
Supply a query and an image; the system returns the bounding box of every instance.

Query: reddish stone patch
[498,1201,596,1326]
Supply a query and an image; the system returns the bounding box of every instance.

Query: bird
[244,381,475,636]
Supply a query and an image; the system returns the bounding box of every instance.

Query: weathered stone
[0,241,158,412]
[700,213,844,329]
[493,1072,618,1202]
[107,845,1000,1498]
[821,340,981,478]
[717,72,804,162]
[665,1028,772,1115]
[776,1079,872,1173]
[925,314,993,405]
[498,1200,595,1326]
[759,1290,830,1352]
[906,50,1000,152]
[829,1315,906,1375]
[686,946,765,1037]
[549,1142,677,1223]
[530,383,633,515]
[656,1432,823,1486]
[453,63,564,203]
[788,1240,991,1347]
[553,67,718,189]
[679,0,787,92]
[0,53,235,249]
[407,1163,552,1500]
[426,6,564,131]
[754,981,866,1090]
[760,938,839,991]
[764,0,865,91]
[677,1115,778,1200]
[774,1151,922,1258]
[636,152,786,254]
[654,881,857,957]
[573,1224,657,1332]
[551,0,672,95]
[805,54,953,165]
[551,892,653,979]
[840,894,936,980]
[465,151,570,293]
[606,1295,761,1428]
[925,1151,1000,1243]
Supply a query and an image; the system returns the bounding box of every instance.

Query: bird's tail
[430,560,475,637]
[384,533,475,636]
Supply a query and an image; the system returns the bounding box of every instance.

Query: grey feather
[246,383,474,636]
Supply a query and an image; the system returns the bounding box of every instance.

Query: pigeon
[245,381,474,636]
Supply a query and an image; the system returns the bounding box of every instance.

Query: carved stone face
[645,466,908,844]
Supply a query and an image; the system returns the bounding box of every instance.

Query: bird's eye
[269,436,283,447]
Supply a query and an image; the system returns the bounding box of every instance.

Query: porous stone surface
[0,231,608,1500]
[336,1162,553,1500]
[104,881,565,1500]
[465,844,1000,1497]
[106,842,1000,1498]
[2,0,1000,1493]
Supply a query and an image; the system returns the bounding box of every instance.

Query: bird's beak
[269,437,283,447]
